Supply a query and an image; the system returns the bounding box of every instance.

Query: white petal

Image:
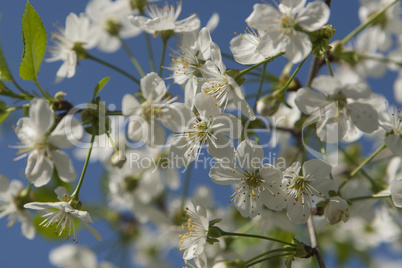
[302,159,331,181]
[394,73,402,104]
[279,0,306,14]
[294,87,328,114]
[51,150,77,183]
[284,31,312,64]
[391,179,402,207]
[48,116,83,148]
[20,213,35,239]
[235,140,263,172]
[0,175,9,193]
[197,27,212,60]
[297,1,330,31]
[246,4,281,30]
[29,98,54,136]
[286,196,311,224]
[25,152,53,187]
[385,135,402,156]
[194,93,221,118]
[122,94,141,116]
[348,102,379,133]
[140,72,166,102]
[209,162,244,185]
[81,221,102,241]
[212,113,242,139]
[311,76,342,96]
[146,120,166,148]
[232,93,255,120]
[230,34,265,65]
[207,134,235,161]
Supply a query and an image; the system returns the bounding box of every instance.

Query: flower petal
[297,1,330,31]
[51,150,77,183]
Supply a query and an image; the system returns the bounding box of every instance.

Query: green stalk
[246,253,294,267]
[105,131,117,152]
[221,230,296,247]
[119,37,145,77]
[238,52,285,77]
[342,0,400,44]
[181,162,193,212]
[159,39,168,76]
[245,247,296,265]
[322,48,334,76]
[278,56,308,93]
[254,62,268,110]
[350,144,386,177]
[70,133,95,201]
[86,53,140,85]
[139,7,155,72]
[348,193,391,202]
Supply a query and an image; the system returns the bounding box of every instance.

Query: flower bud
[324,196,350,225]
[256,90,284,116]
[111,150,127,168]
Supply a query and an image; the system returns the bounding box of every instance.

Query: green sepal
[19,1,47,81]
[209,218,222,227]
[206,237,220,244]
[207,226,223,238]
[310,25,336,58]
[93,76,110,100]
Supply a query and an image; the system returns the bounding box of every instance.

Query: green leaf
[0,36,12,81]
[93,76,110,99]
[0,100,9,123]
[19,1,47,81]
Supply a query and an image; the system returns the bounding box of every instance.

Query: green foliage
[0,36,12,81]
[19,1,47,81]
[93,76,110,100]
[0,100,9,124]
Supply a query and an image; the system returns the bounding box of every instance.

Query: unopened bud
[111,150,127,168]
[256,90,284,116]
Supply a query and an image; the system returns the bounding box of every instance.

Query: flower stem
[119,37,145,77]
[105,131,117,152]
[245,247,296,265]
[322,48,334,76]
[245,253,294,267]
[159,39,168,76]
[238,52,285,77]
[220,230,296,247]
[359,54,402,67]
[181,162,193,212]
[71,133,95,201]
[35,79,52,102]
[139,7,155,72]
[278,56,309,93]
[350,143,386,177]
[348,193,391,203]
[307,216,326,268]
[341,0,400,44]
[254,62,268,110]
[86,53,140,85]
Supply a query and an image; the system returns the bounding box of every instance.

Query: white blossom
[283,159,336,224]
[86,0,141,52]
[245,0,330,63]
[0,175,35,239]
[209,140,286,218]
[179,201,209,261]
[47,12,97,81]
[130,2,200,35]
[13,99,83,187]
[24,187,101,242]
[169,93,242,167]
[379,105,402,155]
[324,196,350,225]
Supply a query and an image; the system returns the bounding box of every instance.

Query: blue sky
[0,0,400,267]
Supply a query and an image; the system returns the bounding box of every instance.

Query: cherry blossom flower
[295,75,380,143]
[245,0,330,63]
[179,201,209,261]
[169,93,242,167]
[0,175,35,239]
[86,0,141,52]
[379,105,402,155]
[14,99,83,187]
[24,187,102,242]
[47,12,97,82]
[130,2,200,36]
[200,42,255,120]
[166,27,212,108]
[122,72,186,147]
[209,140,286,218]
[282,159,336,224]
[358,0,402,51]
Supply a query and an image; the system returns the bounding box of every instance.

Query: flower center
[281,15,296,34]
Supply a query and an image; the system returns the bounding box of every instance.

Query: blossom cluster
[1,0,402,267]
